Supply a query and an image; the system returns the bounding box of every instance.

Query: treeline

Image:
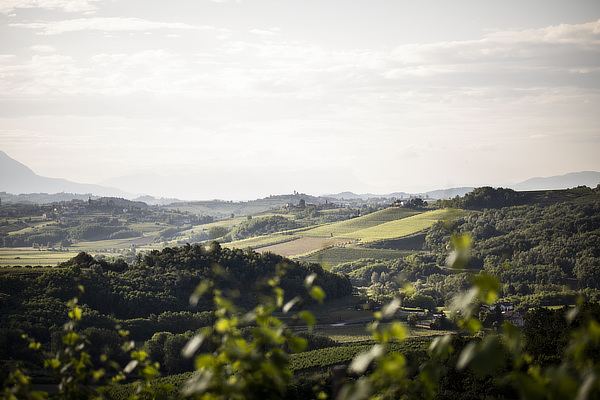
[437,185,600,210]
[225,215,299,241]
[428,186,600,290]
[427,186,600,308]
[437,186,530,209]
[2,222,142,247]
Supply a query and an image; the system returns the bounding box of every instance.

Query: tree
[405,292,436,311]
[407,197,425,208]
[407,313,419,326]
[371,271,380,286]
[208,226,228,239]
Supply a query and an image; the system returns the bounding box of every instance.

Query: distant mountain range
[0,150,133,198]
[510,171,600,191]
[1,149,599,204]
[0,150,179,205]
[324,188,477,200]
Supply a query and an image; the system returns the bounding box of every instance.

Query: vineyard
[120,337,433,397]
[299,246,414,266]
[225,208,448,262]
[225,233,301,251]
[299,207,421,238]
[255,237,352,257]
[288,337,431,372]
[336,209,447,243]
[311,324,453,343]
[0,249,79,267]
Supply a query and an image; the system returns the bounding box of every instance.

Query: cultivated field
[298,207,421,238]
[312,323,454,343]
[225,234,300,251]
[333,209,447,243]
[255,237,352,257]
[244,208,447,262]
[299,246,414,265]
[0,249,79,267]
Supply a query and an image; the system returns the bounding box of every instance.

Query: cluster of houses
[480,301,525,327]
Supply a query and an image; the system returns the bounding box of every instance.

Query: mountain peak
[0,150,132,197]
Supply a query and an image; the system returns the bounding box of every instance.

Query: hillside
[331,185,600,309]
[165,193,333,218]
[221,207,446,264]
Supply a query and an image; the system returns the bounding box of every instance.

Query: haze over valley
[2,149,599,204]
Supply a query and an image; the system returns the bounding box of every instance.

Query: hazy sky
[1,1,599,200]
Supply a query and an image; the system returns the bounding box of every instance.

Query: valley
[1,185,600,399]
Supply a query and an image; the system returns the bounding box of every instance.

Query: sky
[1,0,599,200]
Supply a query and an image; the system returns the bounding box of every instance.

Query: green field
[299,246,414,265]
[298,207,421,238]
[288,337,431,372]
[255,237,352,258]
[297,208,447,244]
[0,249,80,267]
[311,324,453,343]
[224,233,300,250]
[338,209,447,243]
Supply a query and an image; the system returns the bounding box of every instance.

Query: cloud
[9,17,217,35]
[528,133,548,139]
[388,19,600,68]
[2,17,599,133]
[30,45,55,53]
[0,0,101,15]
[249,27,281,37]
[486,19,600,48]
